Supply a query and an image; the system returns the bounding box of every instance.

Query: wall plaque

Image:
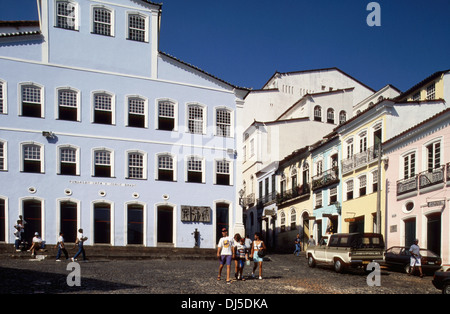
[181,206,211,223]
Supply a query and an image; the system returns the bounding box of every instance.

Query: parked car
[432,267,450,294]
[306,233,385,273]
[383,246,441,274]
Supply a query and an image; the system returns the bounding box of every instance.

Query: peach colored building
[384,108,450,265]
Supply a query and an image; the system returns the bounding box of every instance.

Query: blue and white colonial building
[0,0,248,249]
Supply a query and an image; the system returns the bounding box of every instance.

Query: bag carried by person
[257,249,266,258]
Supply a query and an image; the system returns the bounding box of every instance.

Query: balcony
[311,167,339,191]
[276,184,310,205]
[241,193,255,207]
[342,146,381,175]
[396,165,446,196]
[257,192,277,208]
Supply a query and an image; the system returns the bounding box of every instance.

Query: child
[235,237,249,280]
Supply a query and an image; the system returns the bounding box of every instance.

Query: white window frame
[56,87,81,121]
[18,82,44,118]
[358,130,368,153]
[313,105,322,122]
[156,98,178,131]
[54,0,79,30]
[155,152,177,182]
[91,5,115,37]
[423,138,442,172]
[358,174,367,197]
[92,147,114,177]
[57,144,80,175]
[126,150,147,180]
[126,11,149,42]
[327,108,335,124]
[345,179,354,201]
[0,139,7,171]
[345,137,354,159]
[185,155,205,183]
[92,91,115,125]
[20,142,44,173]
[186,103,206,135]
[426,83,436,100]
[214,158,233,185]
[214,106,234,138]
[126,95,148,128]
[339,110,346,124]
[401,150,416,180]
[0,79,7,114]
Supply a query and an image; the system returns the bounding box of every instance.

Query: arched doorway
[93,202,111,244]
[22,199,42,245]
[60,200,78,243]
[301,211,310,250]
[127,203,144,245]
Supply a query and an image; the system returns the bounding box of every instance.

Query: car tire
[334,258,345,273]
[443,283,450,295]
[307,255,316,268]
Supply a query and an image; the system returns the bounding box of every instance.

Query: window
[359,175,367,197]
[157,154,175,181]
[0,80,5,114]
[316,160,323,176]
[127,151,145,179]
[56,1,77,30]
[20,84,43,118]
[93,149,112,177]
[359,131,367,153]
[187,156,204,183]
[128,13,147,42]
[280,211,286,232]
[22,143,43,173]
[93,92,114,125]
[127,96,146,128]
[412,92,420,101]
[127,203,144,245]
[329,186,337,204]
[315,191,322,209]
[187,104,205,134]
[426,141,441,171]
[157,100,176,131]
[0,140,5,171]
[216,160,231,185]
[290,208,296,230]
[93,7,113,36]
[426,83,435,100]
[314,105,322,122]
[57,88,79,121]
[327,108,335,124]
[250,139,255,157]
[59,146,78,175]
[372,170,378,193]
[403,152,416,179]
[346,138,354,159]
[216,108,231,137]
[346,180,354,200]
[339,111,347,124]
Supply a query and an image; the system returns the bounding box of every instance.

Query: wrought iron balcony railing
[311,167,339,191]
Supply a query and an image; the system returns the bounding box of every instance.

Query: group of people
[13,218,88,262]
[217,228,266,284]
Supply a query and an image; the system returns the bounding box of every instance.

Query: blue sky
[1,0,449,92]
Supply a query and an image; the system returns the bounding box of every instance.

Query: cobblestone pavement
[0,253,440,294]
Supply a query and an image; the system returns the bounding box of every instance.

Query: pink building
[384,108,450,265]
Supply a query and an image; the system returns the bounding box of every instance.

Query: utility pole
[376,145,382,234]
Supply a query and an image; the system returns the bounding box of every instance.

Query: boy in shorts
[217,228,235,284]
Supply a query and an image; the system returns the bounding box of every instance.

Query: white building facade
[0,0,248,248]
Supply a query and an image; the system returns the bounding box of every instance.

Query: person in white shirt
[29,232,43,257]
[409,239,423,278]
[55,232,69,261]
[217,228,235,284]
[72,228,88,261]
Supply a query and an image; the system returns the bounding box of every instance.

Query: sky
[1,0,449,92]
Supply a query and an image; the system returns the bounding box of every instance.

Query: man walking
[72,229,88,262]
[55,232,69,261]
[409,239,423,278]
[217,228,235,284]
[293,233,301,256]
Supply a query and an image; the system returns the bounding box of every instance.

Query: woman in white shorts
[251,232,266,279]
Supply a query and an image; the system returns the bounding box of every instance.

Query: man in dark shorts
[217,228,235,284]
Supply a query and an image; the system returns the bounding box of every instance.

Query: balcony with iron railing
[276,184,310,205]
[257,191,277,208]
[396,165,447,196]
[311,167,339,191]
[342,146,381,175]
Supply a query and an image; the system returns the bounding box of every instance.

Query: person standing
[293,233,301,256]
[251,232,266,280]
[409,239,423,278]
[72,228,88,262]
[217,228,235,284]
[55,232,69,261]
[13,220,22,252]
[235,237,249,280]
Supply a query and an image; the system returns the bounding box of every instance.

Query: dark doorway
[0,199,5,242]
[128,204,144,245]
[157,206,173,244]
[94,203,111,244]
[216,203,229,244]
[60,201,77,243]
[404,218,416,248]
[23,199,42,244]
[427,213,441,256]
[349,216,364,234]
